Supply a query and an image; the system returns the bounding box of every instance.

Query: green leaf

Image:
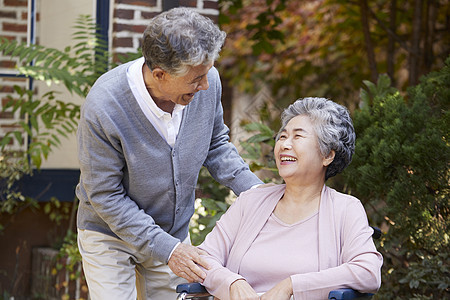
[29,115,39,131]
[13,131,23,145]
[0,136,12,148]
[247,133,272,143]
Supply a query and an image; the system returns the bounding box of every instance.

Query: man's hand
[230,279,259,299]
[168,243,210,282]
[260,277,292,300]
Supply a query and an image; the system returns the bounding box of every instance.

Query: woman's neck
[283,180,324,204]
[273,181,324,224]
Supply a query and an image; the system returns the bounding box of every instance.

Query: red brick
[141,11,158,19]
[0,35,16,41]
[0,11,17,19]
[180,0,197,7]
[116,0,157,7]
[4,0,27,7]
[204,14,218,24]
[203,1,218,10]
[2,97,16,106]
[0,60,16,68]
[0,111,14,119]
[2,77,26,83]
[0,85,14,93]
[113,23,147,34]
[0,98,14,119]
[2,22,27,33]
[23,12,41,22]
[114,9,134,19]
[0,121,17,127]
[113,37,133,48]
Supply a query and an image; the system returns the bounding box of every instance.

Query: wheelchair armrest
[371,226,382,240]
[176,282,208,294]
[177,283,375,299]
[328,288,374,299]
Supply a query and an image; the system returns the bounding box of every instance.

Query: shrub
[343,58,449,299]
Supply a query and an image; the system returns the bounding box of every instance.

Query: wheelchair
[176,227,382,300]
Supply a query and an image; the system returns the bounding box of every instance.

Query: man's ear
[151,67,166,81]
[323,150,335,167]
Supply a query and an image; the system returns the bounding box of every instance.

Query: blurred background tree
[217,0,449,109]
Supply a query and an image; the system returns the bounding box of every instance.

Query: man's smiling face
[157,62,213,106]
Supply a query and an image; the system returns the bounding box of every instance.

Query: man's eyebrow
[190,73,207,83]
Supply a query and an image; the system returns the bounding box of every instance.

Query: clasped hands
[230,278,293,300]
[167,243,292,299]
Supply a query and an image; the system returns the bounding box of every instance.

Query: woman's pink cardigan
[199,184,383,300]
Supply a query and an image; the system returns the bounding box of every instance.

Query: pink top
[240,212,319,293]
[198,184,383,300]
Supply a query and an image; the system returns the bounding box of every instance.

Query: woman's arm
[198,194,257,299]
[290,200,383,299]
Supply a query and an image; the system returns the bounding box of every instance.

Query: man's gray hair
[276,97,356,180]
[141,7,226,76]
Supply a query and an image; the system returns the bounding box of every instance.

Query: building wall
[1,0,221,168]
[37,0,94,168]
[0,0,29,151]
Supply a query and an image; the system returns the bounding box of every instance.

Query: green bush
[343,58,449,299]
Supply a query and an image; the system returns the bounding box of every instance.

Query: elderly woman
[198,97,383,300]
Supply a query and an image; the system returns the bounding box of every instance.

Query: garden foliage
[343,60,449,299]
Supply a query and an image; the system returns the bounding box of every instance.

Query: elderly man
[76,7,262,300]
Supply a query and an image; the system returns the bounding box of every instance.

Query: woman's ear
[323,150,335,167]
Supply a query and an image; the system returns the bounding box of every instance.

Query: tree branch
[409,0,423,85]
[366,3,411,53]
[387,0,397,84]
[359,0,378,82]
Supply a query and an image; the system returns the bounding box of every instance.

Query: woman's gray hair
[276,97,356,180]
[141,7,226,76]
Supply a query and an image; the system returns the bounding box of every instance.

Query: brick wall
[0,0,30,150]
[0,0,222,146]
[111,0,219,61]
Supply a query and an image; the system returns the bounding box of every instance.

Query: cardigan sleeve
[198,195,247,300]
[202,68,262,196]
[290,199,383,299]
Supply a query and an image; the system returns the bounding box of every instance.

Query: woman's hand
[260,277,293,300]
[230,279,259,299]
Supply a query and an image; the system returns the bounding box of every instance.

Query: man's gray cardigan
[76,60,262,264]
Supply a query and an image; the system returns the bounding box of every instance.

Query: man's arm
[203,68,262,194]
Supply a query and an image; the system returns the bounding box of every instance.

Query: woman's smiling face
[274,115,332,184]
